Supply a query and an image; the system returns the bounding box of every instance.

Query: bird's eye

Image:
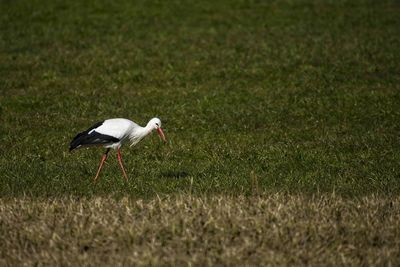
[155,123,159,126]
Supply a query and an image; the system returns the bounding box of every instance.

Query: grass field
[1,0,399,197]
[1,0,400,265]
[2,194,400,266]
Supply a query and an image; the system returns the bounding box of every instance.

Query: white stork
[69,117,166,181]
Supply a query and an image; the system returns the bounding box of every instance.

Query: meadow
[1,0,400,265]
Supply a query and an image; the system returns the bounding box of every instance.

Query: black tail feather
[69,121,119,151]
[69,131,120,151]
[69,132,87,151]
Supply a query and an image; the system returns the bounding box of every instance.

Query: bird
[69,117,166,181]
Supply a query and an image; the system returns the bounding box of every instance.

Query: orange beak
[157,127,166,142]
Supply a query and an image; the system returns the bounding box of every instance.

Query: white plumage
[70,117,166,181]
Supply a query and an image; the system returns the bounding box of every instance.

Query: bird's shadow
[159,170,190,179]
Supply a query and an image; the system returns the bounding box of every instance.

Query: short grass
[1,194,399,266]
[1,0,400,197]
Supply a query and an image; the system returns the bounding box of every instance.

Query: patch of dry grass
[1,194,399,266]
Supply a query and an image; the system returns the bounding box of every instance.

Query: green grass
[1,0,400,197]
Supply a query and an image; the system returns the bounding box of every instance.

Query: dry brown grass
[1,194,400,266]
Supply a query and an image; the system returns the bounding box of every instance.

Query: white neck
[128,121,154,146]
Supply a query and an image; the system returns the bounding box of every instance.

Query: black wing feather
[69,121,120,151]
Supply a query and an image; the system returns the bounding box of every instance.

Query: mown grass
[1,0,400,198]
[1,194,400,266]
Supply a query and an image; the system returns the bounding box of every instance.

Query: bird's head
[148,117,166,142]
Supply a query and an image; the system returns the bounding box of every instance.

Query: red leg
[94,149,110,182]
[117,148,128,180]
